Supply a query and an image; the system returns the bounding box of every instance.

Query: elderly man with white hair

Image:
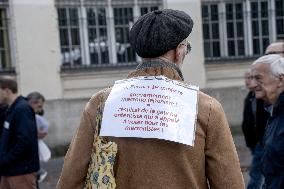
[250,54,284,189]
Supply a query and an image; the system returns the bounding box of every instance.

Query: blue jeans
[247,143,264,189]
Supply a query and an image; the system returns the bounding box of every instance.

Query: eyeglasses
[181,41,192,54]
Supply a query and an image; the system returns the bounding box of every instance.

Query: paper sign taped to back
[100,76,199,146]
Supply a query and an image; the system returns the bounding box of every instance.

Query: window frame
[57,6,82,66]
[202,4,221,58]
[225,2,245,57]
[86,7,109,65]
[0,4,13,73]
[250,0,270,55]
[202,0,279,63]
[113,6,136,64]
[56,0,162,71]
[275,0,284,39]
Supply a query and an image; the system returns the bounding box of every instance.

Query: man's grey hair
[253,54,284,77]
[27,91,45,102]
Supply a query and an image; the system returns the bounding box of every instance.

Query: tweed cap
[130,9,194,58]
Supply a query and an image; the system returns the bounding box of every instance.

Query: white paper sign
[100,76,199,146]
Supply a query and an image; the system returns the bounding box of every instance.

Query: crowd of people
[242,41,284,189]
[0,78,50,189]
[0,7,283,189]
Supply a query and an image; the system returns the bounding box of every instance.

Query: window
[0,7,11,71]
[140,6,158,15]
[0,0,8,4]
[87,8,109,65]
[202,0,283,62]
[251,1,269,55]
[58,8,81,66]
[114,7,136,63]
[56,0,162,69]
[275,0,284,39]
[202,4,220,58]
[226,3,245,56]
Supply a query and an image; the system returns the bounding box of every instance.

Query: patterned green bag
[84,96,118,189]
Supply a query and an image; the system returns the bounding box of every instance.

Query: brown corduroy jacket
[57,66,245,189]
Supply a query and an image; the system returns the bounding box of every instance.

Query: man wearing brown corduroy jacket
[57,9,245,189]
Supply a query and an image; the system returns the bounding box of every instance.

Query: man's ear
[174,44,184,66]
[277,74,284,87]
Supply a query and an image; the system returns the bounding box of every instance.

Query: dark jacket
[0,104,8,137]
[241,91,269,149]
[262,92,284,189]
[0,96,39,176]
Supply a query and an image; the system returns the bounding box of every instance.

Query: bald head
[265,42,284,57]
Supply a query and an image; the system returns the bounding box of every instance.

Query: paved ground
[39,135,251,189]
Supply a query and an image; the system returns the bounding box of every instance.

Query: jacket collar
[7,96,24,113]
[272,91,284,117]
[127,59,184,81]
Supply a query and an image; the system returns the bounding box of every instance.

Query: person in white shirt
[27,92,50,183]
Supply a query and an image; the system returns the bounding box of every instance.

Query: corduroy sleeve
[56,91,103,189]
[204,98,245,189]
